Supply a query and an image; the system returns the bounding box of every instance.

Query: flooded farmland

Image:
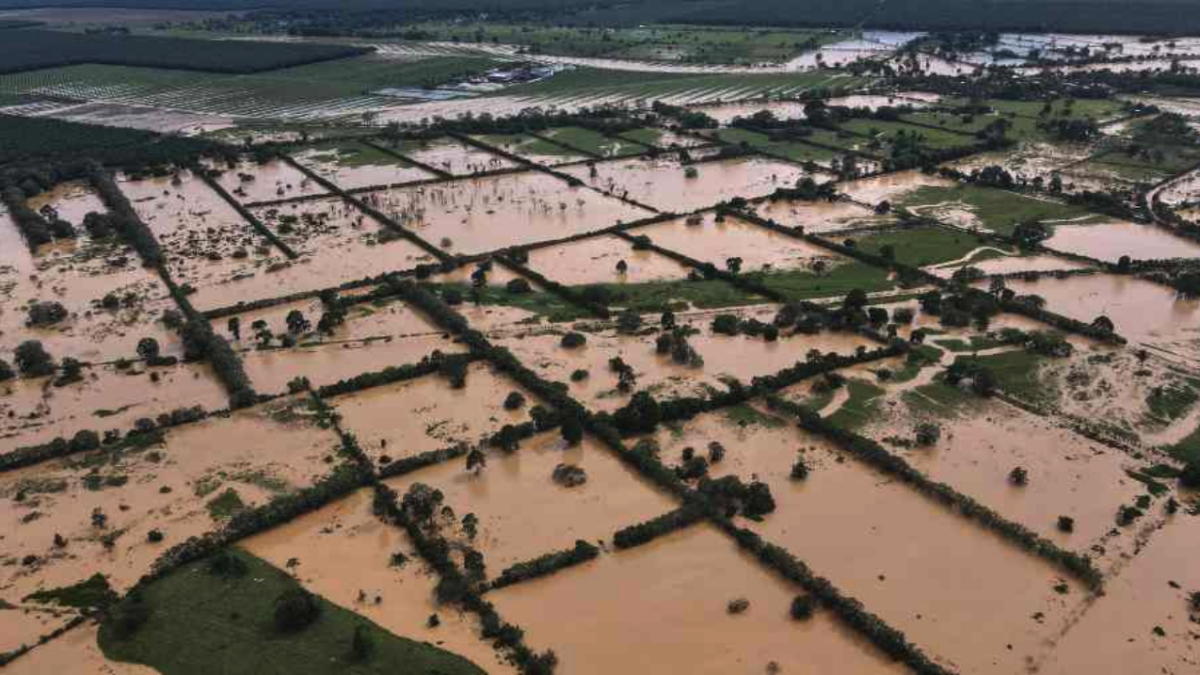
[5,13,1200,675]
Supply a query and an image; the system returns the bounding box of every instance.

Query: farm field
[4,13,1200,675]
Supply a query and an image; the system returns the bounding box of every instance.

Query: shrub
[1009,467,1029,486]
[506,278,532,295]
[0,358,13,382]
[711,314,740,335]
[1179,461,1200,489]
[790,457,809,480]
[15,340,55,378]
[727,598,750,614]
[27,301,68,327]
[914,423,941,447]
[561,417,584,446]
[790,595,816,621]
[560,332,587,349]
[442,288,464,306]
[1057,516,1075,533]
[503,391,526,410]
[273,588,320,632]
[616,309,642,334]
[570,368,589,382]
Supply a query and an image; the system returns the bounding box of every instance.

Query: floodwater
[4,623,156,675]
[1,191,180,363]
[526,234,692,286]
[560,155,809,213]
[752,197,884,234]
[241,488,518,675]
[0,360,228,450]
[292,141,435,190]
[203,158,324,206]
[236,294,464,395]
[873,396,1146,555]
[692,100,810,125]
[398,137,519,177]
[928,252,1093,278]
[490,311,876,413]
[0,396,339,653]
[475,133,590,165]
[1036,507,1200,674]
[383,430,676,570]
[650,409,1086,675]
[837,170,958,205]
[633,211,849,272]
[361,171,649,255]
[490,522,910,675]
[176,196,437,312]
[999,274,1200,349]
[1045,220,1200,263]
[330,361,535,463]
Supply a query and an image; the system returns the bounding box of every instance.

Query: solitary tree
[466,448,487,476]
[137,337,161,362]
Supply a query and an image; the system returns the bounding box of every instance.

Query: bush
[503,391,526,410]
[711,314,740,336]
[914,423,941,447]
[560,332,587,349]
[1057,516,1075,533]
[790,595,817,620]
[1180,461,1200,489]
[0,358,13,382]
[616,309,642,334]
[273,588,320,632]
[570,368,589,382]
[506,278,532,295]
[15,340,55,378]
[561,417,584,446]
[27,301,68,327]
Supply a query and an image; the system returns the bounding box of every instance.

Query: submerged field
[4,18,1200,675]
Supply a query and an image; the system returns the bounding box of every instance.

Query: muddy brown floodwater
[525,233,692,285]
[998,274,1200,351]
[241,488,518,675]
[362,171,649,255]
[0,396,339,654]
[751,195,885,234]
[632,211,849,272]
[560,155,809,213]
[642,408,1085,675]
[490,522,910,675]
[292,141,435,190]
[383,430,676,570]
[1044,220,1200,263]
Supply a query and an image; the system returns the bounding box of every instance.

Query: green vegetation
[206,488,246,520]
[0,113,224,170]
[756,262,896,300]
[0,30,369,75]
[429,282,590,322]
[542,126,644,157]
[898,184,1101,237]
[839,119,976,151]
[902,380,977,418]
[827,379,886,430]
[24,574,117,611]
[587,277,765,314]
[99,548,486,675]
[954,350,1053,406]
[852,227,992,267]
[303,140,416,169]
[1146,380,1200,424]
[723,403,787,429]
[478,133,585,159]
[1168,425,1200,464]
[715,128,838,164]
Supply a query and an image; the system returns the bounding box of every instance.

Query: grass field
[0,54,497,119]
[955,350,1054,406]
[542,126,645,157]
[897,184,1103,236]
[839,118,977,151]
[715,127,838,164]
[390,22,844,65]
[756,261,895,300]
[827,378,886,430]
[851,226,993,267]
[99,548,486,675]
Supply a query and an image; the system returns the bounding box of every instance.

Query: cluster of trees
[378,482,559,675]
[486,540,600,591]
[1,186,75,250]
[0,29,370,76]
[651,101,717,129]
[87,165,166,267]
[612,504,706,549]
[315,352,461,399]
